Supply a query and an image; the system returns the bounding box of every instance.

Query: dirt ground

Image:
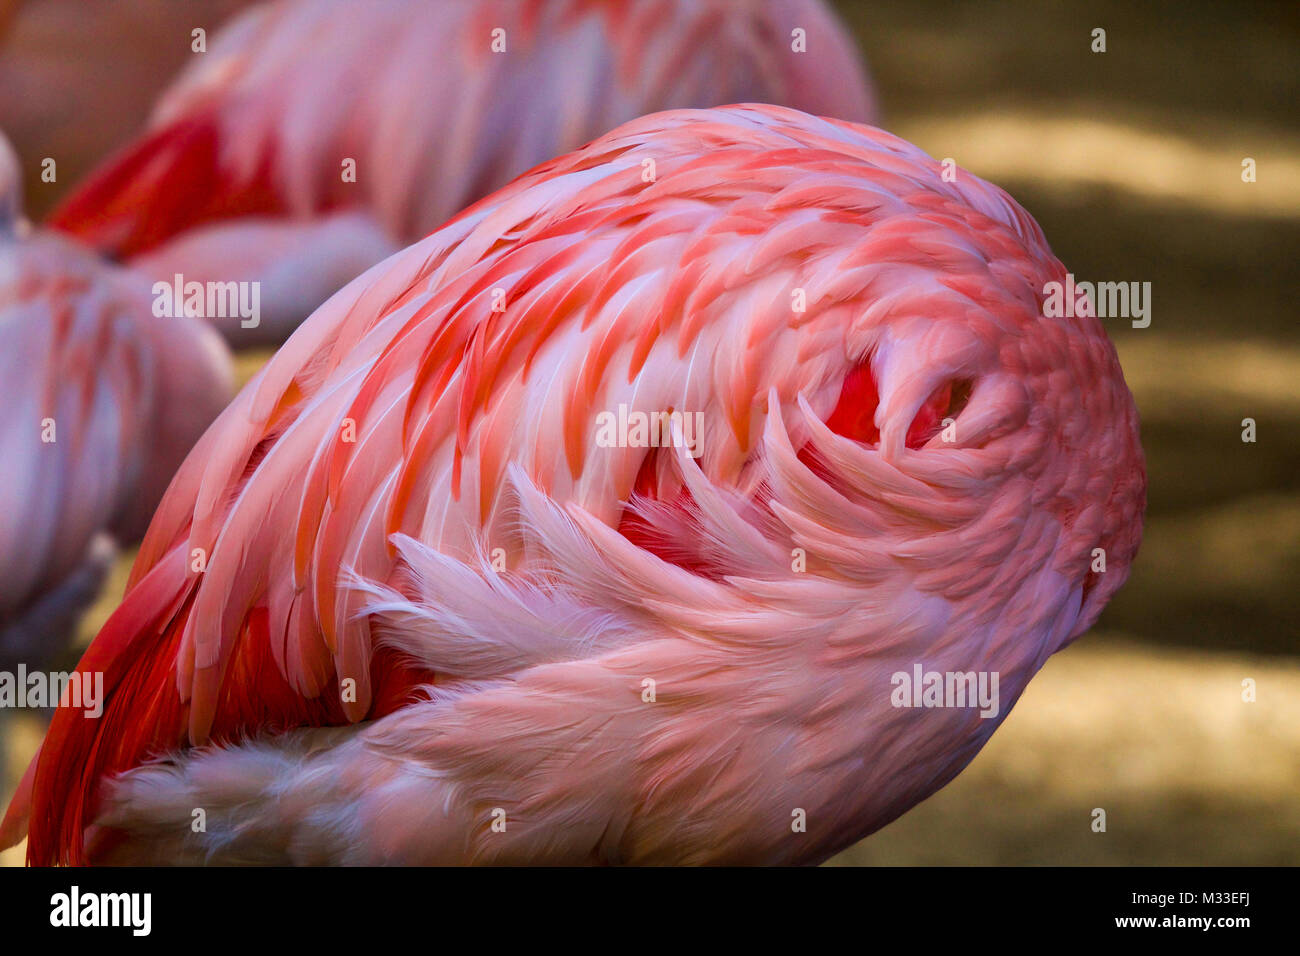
[2,0,1297,865]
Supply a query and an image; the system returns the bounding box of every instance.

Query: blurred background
[2,0,1297,864]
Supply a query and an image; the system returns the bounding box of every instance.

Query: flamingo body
[47,0,875,344]
[6,105,1144,865]
[0,133,235,672]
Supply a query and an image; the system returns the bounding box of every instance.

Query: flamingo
[0,130,234,674]
[3,105,1145,865]
[45,0,875,346]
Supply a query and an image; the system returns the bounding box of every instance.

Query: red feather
[47,108,287,259]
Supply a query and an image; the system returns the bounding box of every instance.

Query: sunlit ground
[2,0,1296,865]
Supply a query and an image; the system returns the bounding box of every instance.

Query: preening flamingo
[0,131,234,673]
[46,0,875,346]
[3,105,1144,865]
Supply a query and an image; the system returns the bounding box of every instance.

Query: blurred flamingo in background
[0,131,233,674]
[46,0,876,345]
[3,105,1144,865]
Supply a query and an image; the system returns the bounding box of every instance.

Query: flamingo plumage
[4,105,1144,865]
[0,131,234,674]
[46,0,875,345]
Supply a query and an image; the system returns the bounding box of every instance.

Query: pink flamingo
[46,0,875,346]
[4,105,1144,865]
[0,131,234,673]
